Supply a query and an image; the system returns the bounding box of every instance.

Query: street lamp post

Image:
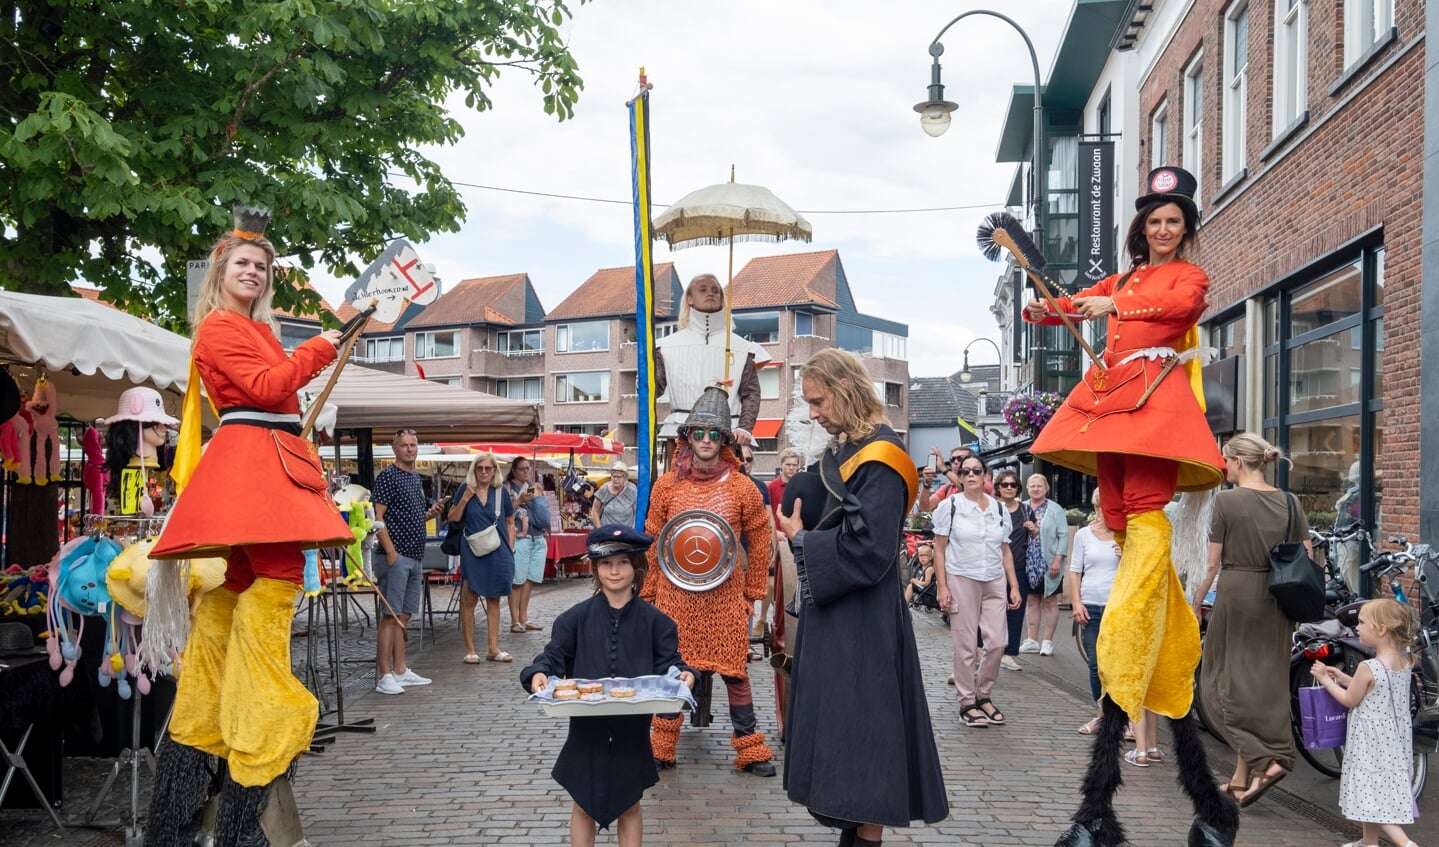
[958,337,1004,384]
[913,10,1048,253]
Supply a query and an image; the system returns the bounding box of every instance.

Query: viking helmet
[682,386,732,440]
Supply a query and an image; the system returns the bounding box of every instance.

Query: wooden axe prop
[976,212,1106,375]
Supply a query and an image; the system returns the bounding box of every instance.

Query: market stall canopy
[0,290,192,422]
[308,363,538,443]
[447,432,624,457]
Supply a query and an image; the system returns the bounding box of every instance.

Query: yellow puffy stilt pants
[168,579,317,788]
[169,586,239,759]
[1095,510,1200,721]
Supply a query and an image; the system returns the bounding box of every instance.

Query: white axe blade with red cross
[343,239,438,323]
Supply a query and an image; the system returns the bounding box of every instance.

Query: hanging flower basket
[1002,392,1064,439]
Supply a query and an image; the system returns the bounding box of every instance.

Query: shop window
[1289,327,1362,414]
[1290,262,1361,335]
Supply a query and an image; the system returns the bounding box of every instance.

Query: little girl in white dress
[1310,597,1421,847]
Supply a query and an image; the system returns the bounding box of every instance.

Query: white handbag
[465,491,503,557]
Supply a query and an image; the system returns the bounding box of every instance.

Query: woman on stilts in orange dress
[146,207,353,847]
[1028,169,1237,847]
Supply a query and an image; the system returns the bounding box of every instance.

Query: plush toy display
[1,407,29,474]
[16,376,60,484]
[81,426,108,515]
[0,564,48,615]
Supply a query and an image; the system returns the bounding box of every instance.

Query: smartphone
[926,454,939,472]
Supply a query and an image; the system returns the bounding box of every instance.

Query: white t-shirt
[932,493,1011,582]
[1068,525,1121,606]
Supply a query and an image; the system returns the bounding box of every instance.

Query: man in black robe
[777,349,948,847]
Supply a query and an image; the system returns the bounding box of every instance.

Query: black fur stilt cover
[213,775,270,847]
[145,742,216,847]
[1169,714,1239,846]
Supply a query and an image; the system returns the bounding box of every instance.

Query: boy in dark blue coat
[521,524,696,847]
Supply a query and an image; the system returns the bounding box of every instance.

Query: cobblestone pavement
[2,576,1422,845]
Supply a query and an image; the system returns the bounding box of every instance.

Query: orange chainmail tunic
[641,470,773,679]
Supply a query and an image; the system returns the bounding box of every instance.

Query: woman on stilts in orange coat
[146,207,353,847]
[1027,169,1238,847]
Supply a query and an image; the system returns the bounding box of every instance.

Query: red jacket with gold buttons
[152,310,352,560]
[1023,260,1224,491]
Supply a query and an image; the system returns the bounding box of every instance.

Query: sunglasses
[687,429,725,443]
[997,482,1020,489]
[740,457,753,464]
[395,428,417,437]
[950,456,965,463]
[959,467,986,476]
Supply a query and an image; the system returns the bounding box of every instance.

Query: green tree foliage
[0,0,585,329]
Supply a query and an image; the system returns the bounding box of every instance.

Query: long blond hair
[191,234,279,329]
[464,451,503,490]
[676,273,723,330]
[799,348,884,443]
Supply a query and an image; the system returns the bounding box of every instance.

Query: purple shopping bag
[1299,684,1348,749]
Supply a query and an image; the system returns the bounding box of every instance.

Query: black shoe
[1055,817,1124,847]
[743,760,777,777]
[654,758,676,770]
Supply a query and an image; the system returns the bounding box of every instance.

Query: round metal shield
[657,509,738,592]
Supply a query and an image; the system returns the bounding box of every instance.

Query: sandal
[1235,767,1287,808]
[510,624,526,634]
[463,653,482,664]
[1077,717,1102,735]
[1124,749,1150,768]
[1146,747,1164,762]
[524,621,543,631]
[487,651,514,663]
[959,704,989,728]
[975,698,1006,725]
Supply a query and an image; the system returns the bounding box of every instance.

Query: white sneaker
[395,669,431,687]
[1039,640,1055,656]
[1019,638,1041,654]
[375,673,404,695]
[1000,656,1023,672]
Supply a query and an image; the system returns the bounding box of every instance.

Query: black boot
[145,741,216,847]
[1168,714,1238,847]
[1056,697,1128,847]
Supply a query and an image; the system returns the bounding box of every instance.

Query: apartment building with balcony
[543,263,683,453]
[369,273,548,398]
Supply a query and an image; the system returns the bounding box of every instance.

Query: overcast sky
[310,1,1073,377]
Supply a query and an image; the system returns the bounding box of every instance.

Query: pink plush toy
[81,426,108,514]
[16,378,59,484]
[0,409,28,473]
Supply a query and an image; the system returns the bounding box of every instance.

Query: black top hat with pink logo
[1136,166,1199,219]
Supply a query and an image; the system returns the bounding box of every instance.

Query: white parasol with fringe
[652,169,811,385]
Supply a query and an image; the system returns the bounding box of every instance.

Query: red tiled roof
[731,250,840,309]
[547,263,676,321]
[272,279,341,322]
[73,287,116,309]
[404,273,530,329]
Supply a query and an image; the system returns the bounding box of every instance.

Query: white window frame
[1183,53,1205,210]
[555,321,610,354]
[1344,0,1393,68]
[1273,0,1308,135]
[757,366,781,401]
[360,335,405,363]
[1151,100,1169,169]
[494,377,543,402]
[414,330,459,360]
[498,328,544,355]
[554,371,610,404]
[1222,3,1249,185]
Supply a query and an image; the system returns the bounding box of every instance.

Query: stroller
[903,533,943,620]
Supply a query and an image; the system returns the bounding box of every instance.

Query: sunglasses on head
[959,467,986,476]
[395,428,417,437]
[686,428,725,443]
